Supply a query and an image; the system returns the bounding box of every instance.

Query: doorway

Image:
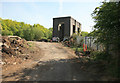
[78,28,80,33]
[73,25,75,34]
[59,24,64,41]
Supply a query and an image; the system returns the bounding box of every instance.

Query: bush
[33,28,44,40]
[90,51,108,61]
[2,30,13,36]
[78,47,84,52]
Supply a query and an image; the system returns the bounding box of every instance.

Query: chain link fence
[76,36,104,51]
[84,36,104,51]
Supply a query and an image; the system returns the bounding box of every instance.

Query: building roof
[53,16,81,24]
[53,16,71,19]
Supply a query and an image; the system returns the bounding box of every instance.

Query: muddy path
[2,42,103,81]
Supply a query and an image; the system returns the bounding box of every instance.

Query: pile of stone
[62,36,91,57]
[1,36,29,57]
[62,37,76,47]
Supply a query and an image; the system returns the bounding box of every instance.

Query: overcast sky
[0,0,107,33]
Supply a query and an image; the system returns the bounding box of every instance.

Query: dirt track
[2,42,103,81]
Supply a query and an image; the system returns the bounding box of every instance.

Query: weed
[28,42,34,47]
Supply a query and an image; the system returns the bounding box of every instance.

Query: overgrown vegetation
[91,1,120,79]
[81,31,89,37]
[62,2,120,80]
[0,18,53,41]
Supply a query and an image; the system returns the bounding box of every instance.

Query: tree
[2,30,13,36]
[92,2,120,49]
[91,1,120,78]
[81,31,89,37]
[1,18,52,40]
[48,28,53,39]
[33,27,44,40]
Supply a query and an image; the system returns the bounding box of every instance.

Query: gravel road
[2,42,102,81]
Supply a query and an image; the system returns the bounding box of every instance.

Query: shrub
[90,51,108,61]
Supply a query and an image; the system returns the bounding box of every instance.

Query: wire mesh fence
[84,36,104,51]
[76,36,104,51]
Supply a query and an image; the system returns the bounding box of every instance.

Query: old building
[53,16,81,41]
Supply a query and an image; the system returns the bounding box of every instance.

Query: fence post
[85,36,87,44]
[90,36,91,47]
